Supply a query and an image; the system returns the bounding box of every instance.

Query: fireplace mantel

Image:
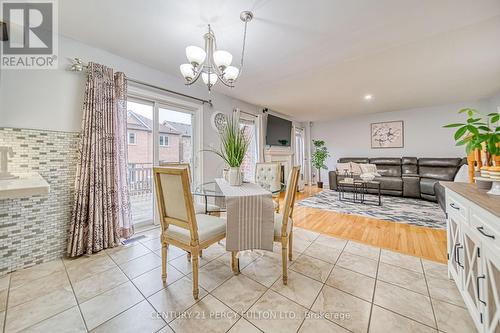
[264,147,294,183]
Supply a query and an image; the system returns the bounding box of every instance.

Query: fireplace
[264,147,294,184]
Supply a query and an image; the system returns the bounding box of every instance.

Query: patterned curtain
[67,63,133,257]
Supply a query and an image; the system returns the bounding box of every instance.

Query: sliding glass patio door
[126,99,155,227]
[126,95,199,227]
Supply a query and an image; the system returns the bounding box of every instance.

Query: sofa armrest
[402,174,420,198]
[329,171,338,190]
[434,182,446,212]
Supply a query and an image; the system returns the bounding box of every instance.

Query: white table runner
[215,178,274,251]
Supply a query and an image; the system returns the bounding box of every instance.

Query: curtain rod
[69,58,213,107]
[233,108,258,118]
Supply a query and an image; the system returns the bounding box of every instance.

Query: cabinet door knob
[477,226,495,239]
[449,203,460,210]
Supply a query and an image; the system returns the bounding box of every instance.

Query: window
[239,117,258,182]
[128,131,136,145]
[295,127,305,180]
[159,135,169,147]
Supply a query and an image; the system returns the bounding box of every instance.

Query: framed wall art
[371,121,404,148]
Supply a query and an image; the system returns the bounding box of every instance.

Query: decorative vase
[475,171,492,190]
[228,167,242,186]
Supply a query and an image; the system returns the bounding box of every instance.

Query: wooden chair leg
[288,231,293,261]
[281,241,288,285]
[231,251,240,275]
[161,243,168,285]
[192,251,199,299]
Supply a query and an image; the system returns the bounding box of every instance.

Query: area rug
[297,189,446,229]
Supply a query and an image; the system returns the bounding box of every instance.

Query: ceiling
[59,0,500,121]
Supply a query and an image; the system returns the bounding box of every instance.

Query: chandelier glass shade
[180,11,253,91]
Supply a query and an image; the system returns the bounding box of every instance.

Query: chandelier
[179,11,253,91]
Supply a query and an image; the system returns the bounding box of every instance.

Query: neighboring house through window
[159,135,169,147]
[128,131,136,145]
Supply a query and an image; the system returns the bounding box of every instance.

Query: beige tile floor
[0,227,476,333]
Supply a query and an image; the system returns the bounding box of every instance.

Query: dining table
[192,179,284,273]
[192,180,284,214]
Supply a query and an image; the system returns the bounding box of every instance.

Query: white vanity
[443,182,500,333]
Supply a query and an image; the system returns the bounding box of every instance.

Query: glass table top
[192,181,285,197]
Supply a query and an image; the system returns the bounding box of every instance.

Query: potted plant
[311,139,330,188]
[444,108,499,164]
[207,115,250,186]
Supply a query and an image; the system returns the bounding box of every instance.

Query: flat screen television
[266,114,292,147]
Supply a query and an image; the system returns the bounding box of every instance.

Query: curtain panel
[67,63,133,257]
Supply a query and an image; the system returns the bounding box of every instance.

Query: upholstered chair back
[255,162,281,192]
[280,166,300,236]
[153,167,199,244]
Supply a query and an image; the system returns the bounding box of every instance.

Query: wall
[311,97,499,184]
[0,128,79,274]
[0,36,273,273]
[0,35,268,181]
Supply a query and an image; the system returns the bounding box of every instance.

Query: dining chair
[274,166,300,285]
[153,166,228,299]
[159,162,221,215]
[255,162,282,212]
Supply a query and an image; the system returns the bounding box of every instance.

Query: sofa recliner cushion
[374,176,403,191]
[420,178,439,195]
[376,165,402,177]
[419,167,457,181]
[338,158,369,164]
[369,158,402,165]
[402,157,418,174]
[369,158,402,177]
[418,158,463,167]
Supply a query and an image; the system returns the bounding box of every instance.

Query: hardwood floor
[289,185,447,263]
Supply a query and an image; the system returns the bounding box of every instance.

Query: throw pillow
[360,163,381,176]
[350,162,362,175]
[454,164,469,182]
[336,162,351,175]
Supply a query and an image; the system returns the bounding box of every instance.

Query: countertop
[0,173,50,200]
[441,181,500,218]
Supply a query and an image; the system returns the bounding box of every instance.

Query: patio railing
[128,164,153,196]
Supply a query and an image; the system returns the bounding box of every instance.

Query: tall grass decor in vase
[207,115,251,186]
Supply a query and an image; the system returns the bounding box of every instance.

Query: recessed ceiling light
[364,94,373,100]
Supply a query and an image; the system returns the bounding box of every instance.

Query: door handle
[454,244,464,268]
[477,226,495,239]
[449,203,460,210]
[477,275,486,305]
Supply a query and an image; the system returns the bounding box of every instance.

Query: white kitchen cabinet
[444,182,500,333]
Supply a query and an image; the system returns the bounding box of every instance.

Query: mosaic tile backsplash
[0,128,79,275]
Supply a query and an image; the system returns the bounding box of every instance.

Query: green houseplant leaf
[205,115,251,168]
[444,108,500,159]
[454,126,467,140]
[311,139,330,184]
